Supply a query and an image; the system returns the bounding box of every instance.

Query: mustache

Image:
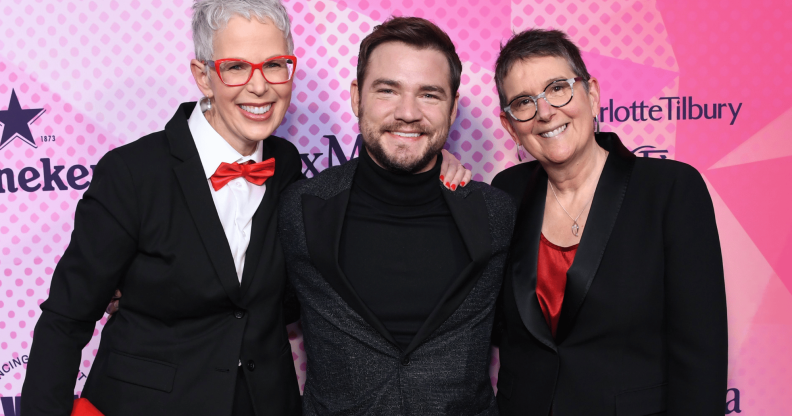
[378,122,433,135]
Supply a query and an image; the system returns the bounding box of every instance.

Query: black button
[247,360,255,371]
[401,355,410,366]
[234,310,245,319]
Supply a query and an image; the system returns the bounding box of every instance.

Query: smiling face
[191,15,292,155]
[499,55,600,166]
[351,42,459,174]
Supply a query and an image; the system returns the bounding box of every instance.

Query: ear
[449,91,460,124]
[586,77,601,119]
[500,110,520,147]
[350,79,361,118]
[191,59,214,99]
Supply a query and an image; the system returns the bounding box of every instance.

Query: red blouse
[537,233,578,338]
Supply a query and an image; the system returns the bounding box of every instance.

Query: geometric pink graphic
[657,0,792,329]
[710,106,792,169]
[658,0,792,171]
[704,177,790,413]
[582,51,679,127]
[708,157,792,295]
[728,274,792,414]
[704,178,773,352]
[340,0,513,73]
[1,1,791,414]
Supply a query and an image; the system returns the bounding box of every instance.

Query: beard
[358,111,449,174]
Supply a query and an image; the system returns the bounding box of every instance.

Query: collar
[187,104,263,179]
[595,132,635,162]
[354,145,443,207]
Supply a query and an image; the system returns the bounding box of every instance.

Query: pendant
[571,221,580,236]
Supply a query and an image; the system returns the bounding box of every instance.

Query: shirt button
[401,355,411,366]
[234,310,245,319]
[247,360,256,371]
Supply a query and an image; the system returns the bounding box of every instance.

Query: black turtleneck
[339,147,471,350]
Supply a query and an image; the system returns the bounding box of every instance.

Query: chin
[385,147,438,173]
[389,142,427,159]
[363,124,443,173]
[243,124,278,141]
[390,154,422,168]
[545,150,576,165]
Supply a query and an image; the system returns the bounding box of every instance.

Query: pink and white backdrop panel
[0,0,790,414]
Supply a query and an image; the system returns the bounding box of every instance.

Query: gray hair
[192,0,294,63]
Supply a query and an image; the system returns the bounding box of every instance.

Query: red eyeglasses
[205,56,298,87]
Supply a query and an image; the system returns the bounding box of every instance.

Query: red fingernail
[451,184,457,190]
[440,175,444,180]
[445,182,451,188]
[460,181,466,186]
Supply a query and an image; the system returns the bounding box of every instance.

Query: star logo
[0,89,46,151]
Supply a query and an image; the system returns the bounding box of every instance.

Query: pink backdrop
[1,0,790,413]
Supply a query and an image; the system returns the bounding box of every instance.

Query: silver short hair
[192,0,294,63]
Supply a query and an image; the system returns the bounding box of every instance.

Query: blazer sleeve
[663,165,728,416]
[274,139,305,325]
[22,150,140,416]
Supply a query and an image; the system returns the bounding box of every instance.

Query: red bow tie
[71,398,104,416]
[210,158,276,191]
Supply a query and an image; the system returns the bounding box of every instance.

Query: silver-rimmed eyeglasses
[503,77,586,122]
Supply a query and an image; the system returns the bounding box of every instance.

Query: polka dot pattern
[0,0,201,396]
[1,0,783,408]
[512,0,679,72]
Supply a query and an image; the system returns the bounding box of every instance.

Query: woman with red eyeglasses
[21,1,470,416]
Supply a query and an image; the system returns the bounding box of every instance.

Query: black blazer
[22,102,302,416]
[491,133,727,416]
[278,157,515,415]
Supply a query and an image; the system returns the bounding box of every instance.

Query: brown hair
[356,16,462,97]
[495,29,591,108]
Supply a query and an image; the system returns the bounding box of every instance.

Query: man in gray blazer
[279,17,515,415]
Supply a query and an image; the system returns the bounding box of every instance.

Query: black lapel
[404,184,492,355]
[302,163,399,347]
[169,102,242,306]
[509,163,556,351]
[240,139,277,294]
[555,133,636,343]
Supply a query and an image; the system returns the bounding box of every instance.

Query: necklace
[548,180,593,237]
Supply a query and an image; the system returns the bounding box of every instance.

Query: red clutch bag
[71,398,104,416]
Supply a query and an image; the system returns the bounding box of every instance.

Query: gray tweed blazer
[279,158,515,416]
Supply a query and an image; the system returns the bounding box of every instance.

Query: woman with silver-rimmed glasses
[490,29,727,416]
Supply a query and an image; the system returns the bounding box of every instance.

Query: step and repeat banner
[1,0,790,414]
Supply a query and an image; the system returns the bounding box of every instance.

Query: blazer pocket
[106,351,177,393]
[496,369,514,399]
[615,383,667,416]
